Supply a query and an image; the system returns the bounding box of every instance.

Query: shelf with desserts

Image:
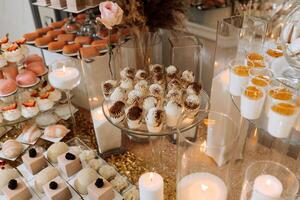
[102,65,210,137]
[229,49,300,140]
[0,137,138,200]
[23,12,131,59]
[33,0,100,14]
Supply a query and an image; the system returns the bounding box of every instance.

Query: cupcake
[110,87,126,103]
[167,78,182,91]
[126,105,143,129]
[166,65,178,81]
[127,90,141,105]
[134,80,148,97]
[108,101,125,123]
[149,64,163,75]
[166,89,182,104]
[164,101,182,127]
[186,82,202,96]
[145,107,165,133]
[143,96,158,114]
[37,92,54,111]
[184,94,201,118]
[120,67,135,80]
[181,70,195,88]
[48,87,62,102]
[120,78,134,93]
[101,80,117,100]
[149,84,164,99]
[135,69,148,81]
[1,103,21,121]
[21,100,39,118]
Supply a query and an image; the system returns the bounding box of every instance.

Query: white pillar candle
[48,66,80,90]
[177,172,227,200]
[251,175,283,200]
[139,172,164,200]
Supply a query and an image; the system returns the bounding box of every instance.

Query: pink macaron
[26,61,47,76]
[16,70,38,87]
[0,79,17,96]
[24,54,43,65]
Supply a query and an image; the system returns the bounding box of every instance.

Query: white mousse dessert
[110,87,126,103]
[241,86,265,120]
[126,105,143,129]
[265,87,292,117]
[21,101,39,118]
[229,65,250,96]
[37,93,54,111]
[108,101,125,123]
[145,107,165,133]
[143,96,158,114]
[164,101,182,127]
[2,103,21,121]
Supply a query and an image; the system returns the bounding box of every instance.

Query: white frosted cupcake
[135,69,148,81]
[110,87,126,103]
[166,89,182,104]
[166,65,178,81]
[126,105,143,129]
[48,88,62,102]
[149,83,164,99]
[145,107,165,133]
[0,54,7,68]
[120,78,134,93]
[134,80,148,98]
[143,96,158,114]
[167,78,182,91]
[21,101,39,118]
[184,94,201,118]
[181,70,195,88]
[120,67,135,80]
[101,80,117,100]
[108,101,125,123]
[186,82,202,96]
[127,90,141,105]
[164,101,182,127]
[2,103,21,121]
[37,92,54,111]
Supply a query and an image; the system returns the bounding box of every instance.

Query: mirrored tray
[102,90,210,137]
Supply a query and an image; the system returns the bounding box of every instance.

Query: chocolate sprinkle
[127,106,143,121]
[153,66,162,74]
[65,152,76,160]
[188,82,202,94]
[29,148,37,158]
[95,178,104,188]
[8,179,17,190]
[184,101,199,110]
[49,181,58,190]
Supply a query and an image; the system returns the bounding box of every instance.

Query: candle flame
[150,172,154,181]
[200,184,208,191]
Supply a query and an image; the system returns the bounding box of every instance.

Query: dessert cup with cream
[108,101,125,123]
[145,107,165,133]
[229,58,251,96]
[247,52,267,69]
[241,85,266,120]
[126,105,143,129]
[164,101,182,127]
[268,102,298,138]
[249,68,273,91]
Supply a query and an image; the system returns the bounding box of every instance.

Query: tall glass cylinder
[177,110,238,200]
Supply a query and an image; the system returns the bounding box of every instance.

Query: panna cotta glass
[249,68,273,91]
[268,102,298,138]
[241,85,265,120]
[247,52,267,69]
[229,58,251,96]
[265,87,293,117]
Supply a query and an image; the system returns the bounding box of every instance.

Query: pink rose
[98,1,123,29]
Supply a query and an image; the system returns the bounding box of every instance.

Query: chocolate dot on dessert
[65,152,76,160]
[109,101,125,116]
[29,148,37,158]
[8,179,17,190]
[49,181,58,190]
[95,178,104,188]
[103,83,113,93]
[128,106,143,121]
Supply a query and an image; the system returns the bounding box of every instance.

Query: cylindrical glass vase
[176,110,238,200]
[240,160,299,200]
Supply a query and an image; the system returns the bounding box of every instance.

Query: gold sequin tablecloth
[1,108,298,200]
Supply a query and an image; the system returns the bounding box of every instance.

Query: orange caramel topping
[269,88,292,101]
[244,86,263,100]
[233,65,249,77]
[248,52,264,61]
[266,49,283,58]
[276,45,283,51]
[271,103,297,116]
[251,76,270,87]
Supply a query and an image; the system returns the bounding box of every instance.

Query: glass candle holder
[240,160,299,200]
[176,110,238,200]
[229,58,252,96]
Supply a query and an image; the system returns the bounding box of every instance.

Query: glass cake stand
[102,90,210,137]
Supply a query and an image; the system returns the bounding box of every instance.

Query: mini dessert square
[87,178,114,200]
[2,178,32,200]
[21,148,47,175]
[43,176,72,200]
[57,152,82,177]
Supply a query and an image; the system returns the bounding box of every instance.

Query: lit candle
[251,175,283,200]
[48,66,80,90]
[139,172,164,200]
[177,172,227,200]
